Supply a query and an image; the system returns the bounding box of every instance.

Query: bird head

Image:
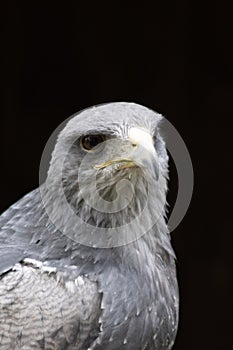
[43,102,169,247]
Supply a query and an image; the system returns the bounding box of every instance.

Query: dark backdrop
[1,2,232,349]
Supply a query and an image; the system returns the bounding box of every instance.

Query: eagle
[0,102,179,350]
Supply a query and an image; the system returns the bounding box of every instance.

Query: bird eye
[80,134,106,151]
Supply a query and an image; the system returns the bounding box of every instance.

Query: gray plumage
[0,102,179,350]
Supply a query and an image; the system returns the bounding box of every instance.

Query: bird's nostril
[131,143,137,147]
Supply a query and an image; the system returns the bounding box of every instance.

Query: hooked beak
[128,127,159,181]
[94,127,159,181]
[131,140,159,181]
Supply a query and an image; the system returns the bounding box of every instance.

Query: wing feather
[0,263,101,349]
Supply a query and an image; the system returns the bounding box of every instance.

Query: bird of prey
[0,102,179,350]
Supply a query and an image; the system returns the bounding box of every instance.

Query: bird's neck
[42,170,169,248]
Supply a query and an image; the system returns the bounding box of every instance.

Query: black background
[1,2,232,349]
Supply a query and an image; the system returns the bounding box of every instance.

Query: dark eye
[80,134,106,151]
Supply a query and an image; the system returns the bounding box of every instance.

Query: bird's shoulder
[0,189,41,274]
[0,188,76,275]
